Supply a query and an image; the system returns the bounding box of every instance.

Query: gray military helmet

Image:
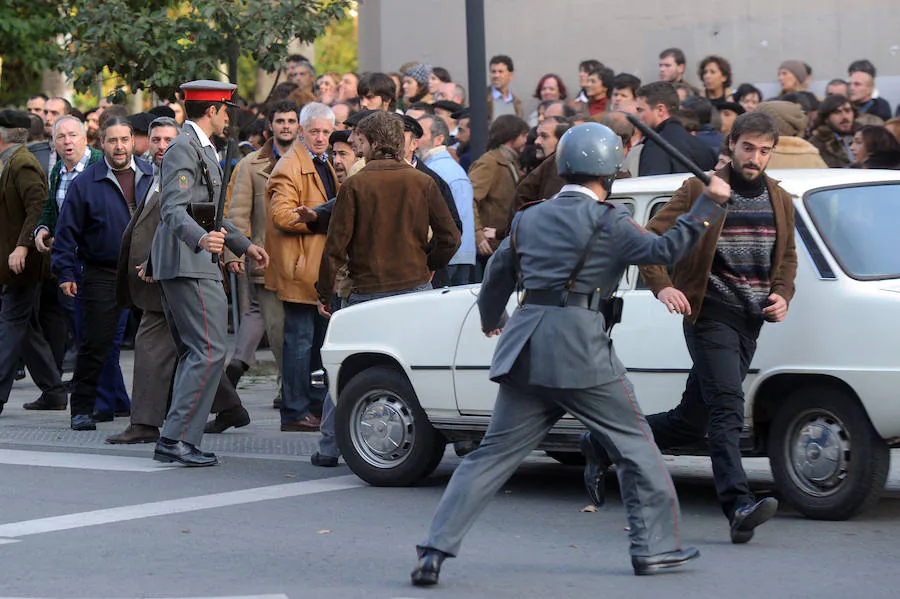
[556,122,624,177]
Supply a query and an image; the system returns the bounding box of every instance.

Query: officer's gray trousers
[420,375,682,558]
[159,277,228,447]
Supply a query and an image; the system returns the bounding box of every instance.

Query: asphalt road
[1,350,899,599]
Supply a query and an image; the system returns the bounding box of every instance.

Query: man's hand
[289,206,318,226]
[60,281,78,297]
[317,300,332,320]
[136,265,154,284]
[657,287,691,315]
[199,228,227,254]
[227,261,245,274]
[482,227,497,240]
[703,174,732,205]
[245,244,269,269]
[484,328,502,338]
[8,246,28,274]
[477,239,494,256]
[762,293,788,322]
[35,229,52,253]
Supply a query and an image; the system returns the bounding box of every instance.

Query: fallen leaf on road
[570,544,579,548]
[580,505,597,513]
[504,490,512,494]
[284,474,297,478]
[317,529,332,535]
[181,530,191,534]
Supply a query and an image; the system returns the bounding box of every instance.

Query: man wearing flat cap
[149,80,269,466]
[0,110,67,415]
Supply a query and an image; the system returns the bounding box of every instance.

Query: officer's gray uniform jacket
[150,121,250,280]
[479,185,725,389]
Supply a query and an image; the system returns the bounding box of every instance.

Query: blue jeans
[281,302,326,423]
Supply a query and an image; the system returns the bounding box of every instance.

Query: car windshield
[805,183,900,280]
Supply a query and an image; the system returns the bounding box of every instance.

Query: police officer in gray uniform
[411,123,731,585]
[150,80,269,466]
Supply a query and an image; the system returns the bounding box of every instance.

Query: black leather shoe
[311,452,339,467]
[225,360,248,387]
[23,397,67,411]
[92,411,114,423]
[204,406,251,434]
[411,549,447,586]
[71,414,96,431]
[579,433,608,507]
[153,439,218,467]
[273,396,282,410]
[632,547,700,575]
[731,497,779,544]
[114,409,131,418]
[15,366,26,381]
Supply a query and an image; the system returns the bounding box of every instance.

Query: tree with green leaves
[0,1,64,105]
[57,0,354,100]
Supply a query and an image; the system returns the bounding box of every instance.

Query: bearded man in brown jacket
[316,111,459,313]
[582,112,797,546]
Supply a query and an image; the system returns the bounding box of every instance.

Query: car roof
[609,169,900,198]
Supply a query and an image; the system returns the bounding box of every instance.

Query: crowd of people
[1,46,899,466]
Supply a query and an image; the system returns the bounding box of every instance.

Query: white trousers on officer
[420,375,682,558]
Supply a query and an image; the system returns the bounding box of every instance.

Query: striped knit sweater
[704,175,776,319]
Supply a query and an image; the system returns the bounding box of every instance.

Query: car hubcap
[350,390,415,468]
[786,409,851,497]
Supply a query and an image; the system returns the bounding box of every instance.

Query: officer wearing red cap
[149,80,269,466]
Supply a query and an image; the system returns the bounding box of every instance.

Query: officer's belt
[522,289,608,312]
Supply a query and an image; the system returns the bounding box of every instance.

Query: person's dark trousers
[431,267,451,288]
[91,309,131,415]
[645,317,758,518]
[73,270,130,412]
[37,278,69,372]
[281,302,326,423]
[68,268,124,417]
[0,283,67,406]
[447,264,475,286]
[474,254,489,283]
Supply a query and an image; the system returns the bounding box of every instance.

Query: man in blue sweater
[51,116,153,430]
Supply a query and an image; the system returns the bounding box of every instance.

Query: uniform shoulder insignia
[516,199,545,212]
[626,216,648,235]
[178,175,189,189]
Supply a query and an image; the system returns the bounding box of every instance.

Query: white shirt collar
[491,86,513,103]
[185,120,214,148]
[560,184,601,202]
[62,147,92,175]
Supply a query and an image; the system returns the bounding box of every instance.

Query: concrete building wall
[358,0,900,117]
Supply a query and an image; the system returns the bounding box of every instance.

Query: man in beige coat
[265,102,336,432]
[754,101,827,169]
[224,101,299,406]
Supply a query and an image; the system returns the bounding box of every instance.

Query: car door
[611,195,693,415]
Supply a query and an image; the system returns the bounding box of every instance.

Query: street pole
[465,0,487,161]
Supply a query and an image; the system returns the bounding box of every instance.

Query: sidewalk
[0,348,322,460]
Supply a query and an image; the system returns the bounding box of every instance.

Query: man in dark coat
[0,110,67,415]
[635,82,716,176]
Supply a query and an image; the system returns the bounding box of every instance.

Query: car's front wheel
[335,366,446,486]
[768,386,889,520]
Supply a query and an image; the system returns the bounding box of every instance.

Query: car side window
[635,197,674,290]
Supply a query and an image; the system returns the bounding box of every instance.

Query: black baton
[626,113,711,185]
[211,119,239,264]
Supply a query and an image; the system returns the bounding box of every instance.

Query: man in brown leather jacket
[583,112,797,546]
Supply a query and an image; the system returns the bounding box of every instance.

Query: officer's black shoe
[71,414,96,431]
[15,366,26,381]
[204,406,251,434]
[311,452,339,467]
[411,548,448,586]
[730,497,779,544]
[632,547,700,575]
[579,432,608,507]
[153,438,218,467]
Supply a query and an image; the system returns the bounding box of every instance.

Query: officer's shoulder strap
[516,198,545,213]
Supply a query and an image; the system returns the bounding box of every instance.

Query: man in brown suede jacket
[582,112,797,546]
[316,111,459,312]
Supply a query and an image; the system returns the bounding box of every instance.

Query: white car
[321,169,900,521]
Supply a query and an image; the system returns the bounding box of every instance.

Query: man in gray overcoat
[411,123,730,585]
[149,81,268,466]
